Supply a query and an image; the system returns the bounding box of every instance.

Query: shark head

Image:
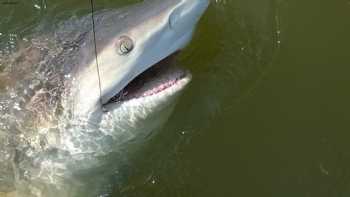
[60,0,209,157]
[71,0,209,121]
[52,0,210,165]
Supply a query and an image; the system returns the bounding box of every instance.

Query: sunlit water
[1,0,350,197]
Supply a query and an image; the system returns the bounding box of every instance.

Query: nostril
[168,10,180,29]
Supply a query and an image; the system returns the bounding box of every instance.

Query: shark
[0,0,209,196]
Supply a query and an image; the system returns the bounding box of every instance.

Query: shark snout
[169,0,209,32]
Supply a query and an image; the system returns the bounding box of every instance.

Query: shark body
[0,0,209,196]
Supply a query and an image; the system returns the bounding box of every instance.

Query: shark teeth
[141,79,178,97]
[104,52,188,104]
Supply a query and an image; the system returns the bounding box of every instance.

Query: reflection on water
[0,34,18,59]
[0,0,47,65]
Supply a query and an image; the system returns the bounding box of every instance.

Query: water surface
[1,0,350,196]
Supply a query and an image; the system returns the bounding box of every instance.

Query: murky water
[1,0,350,196]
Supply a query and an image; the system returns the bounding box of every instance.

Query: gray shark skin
[0,0,209,196]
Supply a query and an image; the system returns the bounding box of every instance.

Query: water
[1,0,350,196]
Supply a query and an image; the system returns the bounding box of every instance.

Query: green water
[1,0,350,196]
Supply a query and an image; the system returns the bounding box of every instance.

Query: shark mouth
[104,53,191,105]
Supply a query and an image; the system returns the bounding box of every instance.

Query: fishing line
[89,0,103,106]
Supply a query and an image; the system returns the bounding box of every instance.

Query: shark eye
[117,35,134,55]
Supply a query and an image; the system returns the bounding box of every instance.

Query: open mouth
[104,53,190,106]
